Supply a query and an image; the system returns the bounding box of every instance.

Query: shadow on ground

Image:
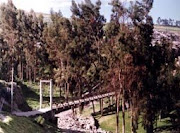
[154,123,180,133]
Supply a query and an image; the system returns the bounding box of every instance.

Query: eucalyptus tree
[106,0,178,132]
[0,1,47,82]
[24,10,47,82]
[0,36,10,79]
[43,10,73,101]
[70,0,106,97]
[152,38,179,130]
[104,0,156,133]
[128,0,174,132]
[0,0,18,80]
[16,9,26,80]
[106,0,133,132]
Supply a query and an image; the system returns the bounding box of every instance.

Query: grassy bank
[97,112,144,133]
[97,112,172,133]
[79,99,171,133]
[0,112,62,133]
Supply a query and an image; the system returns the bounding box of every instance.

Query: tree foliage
[0,0,179,132]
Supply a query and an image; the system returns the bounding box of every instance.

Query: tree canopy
[0,0,179,132]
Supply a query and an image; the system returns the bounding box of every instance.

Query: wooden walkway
[13,92,115,117]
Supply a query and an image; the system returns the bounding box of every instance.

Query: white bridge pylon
[39,79,53,110]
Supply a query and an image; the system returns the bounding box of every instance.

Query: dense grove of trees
[0,0,52,81]
[0,0,179,133]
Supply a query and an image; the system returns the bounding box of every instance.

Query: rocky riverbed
[55,109,108,133]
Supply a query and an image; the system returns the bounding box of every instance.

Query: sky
[0,0,180,23]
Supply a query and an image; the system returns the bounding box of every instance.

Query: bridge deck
[13,92,115,117]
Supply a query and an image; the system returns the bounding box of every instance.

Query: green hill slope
[0,112,61,133]
[0,113,44,133]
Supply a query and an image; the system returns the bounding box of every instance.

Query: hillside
[154,25,180,35]
[153,27,180,51]
[0,80,31,112]
[0,112,61,133]
[0,113,44,133]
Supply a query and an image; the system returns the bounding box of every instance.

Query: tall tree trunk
[65,82,68,102]
[92,100,95,114]
[101,98,103,116]
[99,99,102,115]
[19,55,23,80]
[131,105,133,133]
[78,82,83,114]
[146,98,154,133]
[131,102,136,133]
[33,67,36,82]
[29,66,32,82]
[34,48,37,82]
[26,65,28,80]
[28,66,30,81]
[116,94,120,133]
[121,65,126,133]
[19,57,21,79]
[59,84,62,98]
[21,61,23,80]
[122,93,125,133]
[159,110,162,122]
[146,121,153,133]
[108,96,111,111]
[71,105,75,115]
[67,83,69,102]
[11,67,14,112]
